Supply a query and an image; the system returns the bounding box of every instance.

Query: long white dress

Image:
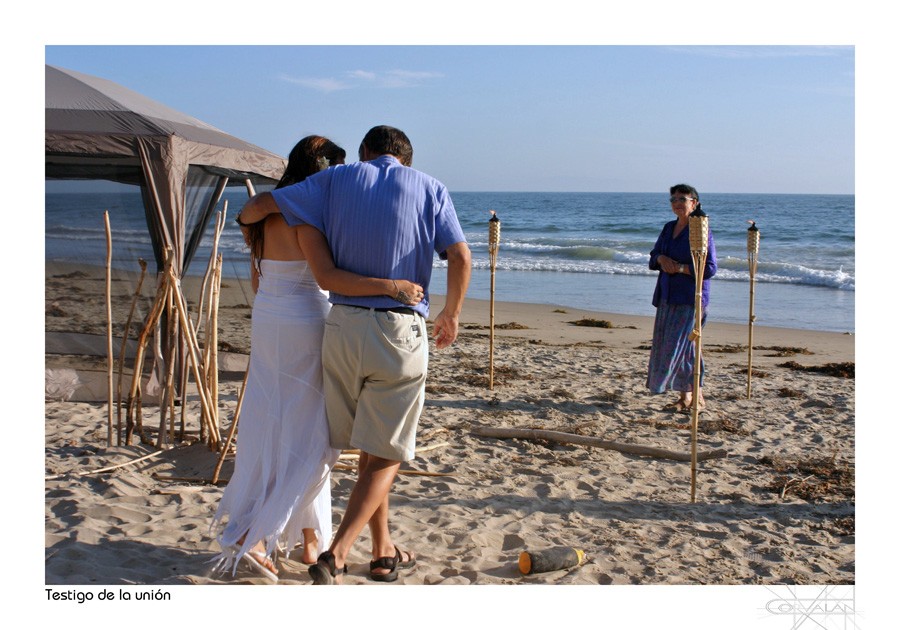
[212,260,339,572]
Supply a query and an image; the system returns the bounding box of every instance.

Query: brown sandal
[369,547,417,582]
[308,551,347,585]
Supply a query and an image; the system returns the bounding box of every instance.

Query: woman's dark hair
[244,135,346,263]
[669,183,699,200]
[359,125,413,166]
[276,136,346,189]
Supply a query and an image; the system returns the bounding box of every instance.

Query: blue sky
[44,44,854,194]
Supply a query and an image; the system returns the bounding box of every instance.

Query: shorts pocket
[377,314,425,351]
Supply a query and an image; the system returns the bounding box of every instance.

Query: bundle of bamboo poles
[113,207,229,451]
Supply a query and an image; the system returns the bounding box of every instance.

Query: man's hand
[431,241,470,349]
[431,309,459,349]
[394,280,425,305]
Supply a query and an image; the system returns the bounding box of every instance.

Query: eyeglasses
[669,196,695,203]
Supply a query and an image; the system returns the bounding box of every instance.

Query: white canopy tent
[45,64,286,275]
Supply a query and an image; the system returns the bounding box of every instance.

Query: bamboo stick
[489,271,496,389]
[338,442,450,460]
[209,253,223,435]
[161,283,179,447]
[178,330,188,440]
[45,448,166,480]
[331,464,453,477]
[116,258,147,446]
[154,466,455,486]
[689,251,706,501]
[197,211,226,441]
[488,211,501,390]
[165,263,220,449]
[126,260,172,444]
[688,207,710,503]
[104,211,114,446]
[192,312,223,447]
[472,426,727,462]
[211,366,250,485]
[182,311,218,445]
[151,474,227,485]
[185,209,226,444]
[416,441,451,453]
[155,283,171,447]
[197,208,226,350]
[746,221,760,398]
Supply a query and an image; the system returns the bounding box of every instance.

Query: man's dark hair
[360,125,413,166]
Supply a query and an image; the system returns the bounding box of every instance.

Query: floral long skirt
[646,301,706,394]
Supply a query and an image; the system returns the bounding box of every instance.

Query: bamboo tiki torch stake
[688,205,709,503]
[488,211,501,390]
[746,221,760,398]
[104,211,114,447]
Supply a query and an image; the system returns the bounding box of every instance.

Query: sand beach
[43,260,856,596]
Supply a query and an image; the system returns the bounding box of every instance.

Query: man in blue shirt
[237,126,471,583]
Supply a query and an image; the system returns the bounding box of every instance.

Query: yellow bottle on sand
[518,547,585,575]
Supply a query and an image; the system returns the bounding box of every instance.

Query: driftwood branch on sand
[472,426,728,462]
[44,448,168,480]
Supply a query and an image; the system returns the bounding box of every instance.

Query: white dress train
[212,260,339,572]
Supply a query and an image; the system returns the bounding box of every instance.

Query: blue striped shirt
[270,155,467,317]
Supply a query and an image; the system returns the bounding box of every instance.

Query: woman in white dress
[212,136,423,582]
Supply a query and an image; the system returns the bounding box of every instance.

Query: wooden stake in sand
[116,258,147,445]
[126,255,174,444]
[104,211,114,447]
[208,253,223,435]
[688,205,710,503]
[211,366,249,485]
[746,221,760,399]
[488,210,501,390]
[165,261,221,449]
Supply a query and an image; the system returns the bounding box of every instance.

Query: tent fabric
[45,64,287,275]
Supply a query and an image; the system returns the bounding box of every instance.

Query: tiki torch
[746,221,760,399]
[488,210,501,390]
[688,204,709,503]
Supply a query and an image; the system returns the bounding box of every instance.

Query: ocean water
[45,190,855,333]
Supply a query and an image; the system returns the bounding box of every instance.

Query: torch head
[488,210,501,247]
[688,206,709,254]
[747,220,760,254]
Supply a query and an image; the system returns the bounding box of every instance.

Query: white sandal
[243,550,279,583]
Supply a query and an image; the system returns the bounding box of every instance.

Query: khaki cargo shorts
[322,305,428,462]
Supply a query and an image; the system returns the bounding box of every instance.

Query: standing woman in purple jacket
[646,184,717,411]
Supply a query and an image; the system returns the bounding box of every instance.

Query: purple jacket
[649,220,717,308]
